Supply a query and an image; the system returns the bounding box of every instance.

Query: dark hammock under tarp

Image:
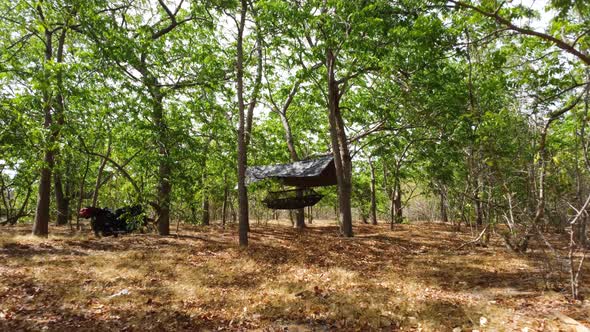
[247,156,336,210]
[262,189,324,210]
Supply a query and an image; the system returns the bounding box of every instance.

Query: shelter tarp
[246,156,337,187]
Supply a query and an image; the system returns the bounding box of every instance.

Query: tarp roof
[246,156,337,188]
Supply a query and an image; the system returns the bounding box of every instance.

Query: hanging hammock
[262,188,324,210]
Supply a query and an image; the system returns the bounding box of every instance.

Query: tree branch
[451,0,590,65]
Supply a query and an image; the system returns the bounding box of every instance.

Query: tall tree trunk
[326,49,353,237]
[52,26,68,226]
[140,76,171,236]
[383,163,395,229]
[532,126,549,227]
[274,83,306,229]
[155,95,171,236]
[394,180,402,224]
[33,147,53,235]
[76,157,90,229]
[202,139,211,226]
[389,188,395,230]
[0,175,11,222]
[202,196,210,226]
[32,22,55,237]
[440,186,448,223]
[65,170,73,224]
[369,157,378,225]
[136,56,172,236]
[54,173,68,225]
[222,182,228,227]
[278,112,305,229]
[474,178,483,226]
[236,0,249,246]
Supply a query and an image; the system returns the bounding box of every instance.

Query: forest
[1,0,590,330]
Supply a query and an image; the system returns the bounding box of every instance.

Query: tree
[84,0,221,235]
[0,0,83,236]
[232,0,263,246]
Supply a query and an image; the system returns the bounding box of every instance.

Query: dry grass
[1,219,589,331]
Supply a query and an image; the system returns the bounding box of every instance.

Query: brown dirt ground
[0,220,589,331]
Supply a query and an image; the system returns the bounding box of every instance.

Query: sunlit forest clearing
[2,0,590,330]
[1,221,588,331]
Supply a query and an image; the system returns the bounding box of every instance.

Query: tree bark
[452,0,590,66]
[202,140,211,226]
[389,188,395,229]
[236,0,249,246]
[54,173,68,225]
[440,186,448,223]
[76,157,90,229]
[327,49,353,237]
[474,180,483,226]
[145,76,171,236]
[369,157,378,225]
[32,16,55,237]
[202,195,210,226]
[394,180,402,224]
[0,174,11,223]
[294,190,305,229]
[52,23,69,227]
[222,180,228,227]
[155,97,171,236]
[276,109,305,229]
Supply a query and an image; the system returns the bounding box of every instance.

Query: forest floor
[1,220,589,331]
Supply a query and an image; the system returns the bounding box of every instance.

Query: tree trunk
[76,157,90,229]
[202,195,210,226]
[54,173,68,225]
[394,180,402,224]
[0,175,11,223]
[157,147,172,235]
[150,85,171,236]
[32,25,55,237]
[202,139,211,226]
[383,163,395,229]
[474,179,483,226]
[389,188,395,230]
[326,49,353,237]
[236,0,249,246]
[33,153,52,236]
[64,171,73,225]
[440,187,448,223]
[52,27,69,227]
[295,206,305,228]
[135,55,172,236]
[369,157,378,225]
[275,83,305,230]
[222,179,228,227]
